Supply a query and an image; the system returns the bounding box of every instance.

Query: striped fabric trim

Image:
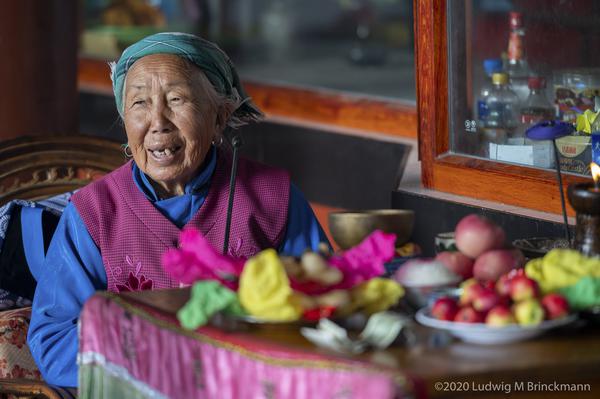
[79,352,167,399]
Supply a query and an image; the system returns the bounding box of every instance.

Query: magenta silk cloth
[71,150,290,292]
[79,293,412,398]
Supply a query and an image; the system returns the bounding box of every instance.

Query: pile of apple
[431,269,571,326]
[430,214,570,326]
[435,214,525,281]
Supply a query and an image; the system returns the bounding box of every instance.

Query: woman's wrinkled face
[123,54,221,196]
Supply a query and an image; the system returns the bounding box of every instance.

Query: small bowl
[434,232,456,254]
[328,209,415,250]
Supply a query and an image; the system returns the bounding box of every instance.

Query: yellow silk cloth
[525,249,600,293]
[239,249,304,321]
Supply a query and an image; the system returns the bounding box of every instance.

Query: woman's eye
[131,100,145,107]
[169,97,181,103]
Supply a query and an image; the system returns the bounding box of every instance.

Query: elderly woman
[27,33,327,387]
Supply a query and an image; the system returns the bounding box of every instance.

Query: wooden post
[0,1,78,140]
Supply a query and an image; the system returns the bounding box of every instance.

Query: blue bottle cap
[483,59,503,75]
[526,120,575,141]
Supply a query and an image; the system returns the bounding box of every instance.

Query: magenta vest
[71,150,290,292]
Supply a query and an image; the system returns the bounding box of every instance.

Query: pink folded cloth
[162,228,245,290]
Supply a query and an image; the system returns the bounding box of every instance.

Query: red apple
[510,275,540,302]
[435,251,474,279]
[541,293,570,320]
[513,299,544,326]
[485,305,516,326]
[473,249,524,282]
[507,268,525,280]
[454,214,505,258]
[454,306,485,323]
[482,280,495,291]
[459,279,485,306]
[495,274,512,297]
[472,288,501,313]
[431,297,459,321]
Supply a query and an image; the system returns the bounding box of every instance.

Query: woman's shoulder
[71,161,133,205]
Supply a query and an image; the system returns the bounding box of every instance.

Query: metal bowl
[512,237,571,259]
[328,209,415,250]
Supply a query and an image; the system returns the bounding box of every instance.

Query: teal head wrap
[110,32,262,122]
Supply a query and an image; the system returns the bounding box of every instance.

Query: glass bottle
[520,77,554,128]
[482,72,520,150]
[505,11,530,103]
[477,58,504,126]
[518,78,555,167]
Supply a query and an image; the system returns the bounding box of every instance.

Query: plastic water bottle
[483,72,520,147]
[477,59,504,126]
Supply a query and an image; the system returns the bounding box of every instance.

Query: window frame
[78,58,417,139]
[415,0,587,216]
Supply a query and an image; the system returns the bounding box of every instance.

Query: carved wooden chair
[0,135,125,205]
[0,135,126,398]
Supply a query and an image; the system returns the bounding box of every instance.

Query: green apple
[513,299,544,326]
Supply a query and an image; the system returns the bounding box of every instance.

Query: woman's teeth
[152,148,175,158]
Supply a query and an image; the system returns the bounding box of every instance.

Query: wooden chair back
[0,135,126,206]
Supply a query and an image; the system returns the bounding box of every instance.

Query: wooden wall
[0,1,78,140]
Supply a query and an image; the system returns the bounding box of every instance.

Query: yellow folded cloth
[239,249,303,321]
[346,278,404,315]
[525,249,600,293]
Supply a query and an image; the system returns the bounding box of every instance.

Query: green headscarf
[110,32,262,122]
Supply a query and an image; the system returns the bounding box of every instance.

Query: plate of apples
[415,270,577,345]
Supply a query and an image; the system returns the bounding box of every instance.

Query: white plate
[415,308,577,345]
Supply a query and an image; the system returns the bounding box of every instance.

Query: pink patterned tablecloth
[78,292,417,399]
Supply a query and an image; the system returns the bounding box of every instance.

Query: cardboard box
[555,135,592,175]
[489,141,554,168]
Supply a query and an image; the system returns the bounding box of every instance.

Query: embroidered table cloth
[78,290,414,399]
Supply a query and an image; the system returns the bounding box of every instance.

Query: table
[78,288,600,399]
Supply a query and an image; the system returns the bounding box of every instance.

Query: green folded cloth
[177,280,245,330]
[560,277,600,310]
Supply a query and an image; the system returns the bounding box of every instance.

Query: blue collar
[132,145,217,202]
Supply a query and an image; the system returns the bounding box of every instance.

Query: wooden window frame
[78,58,418,140]
[415,0,587,216]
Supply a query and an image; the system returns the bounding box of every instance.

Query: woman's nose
[149,102,173,134]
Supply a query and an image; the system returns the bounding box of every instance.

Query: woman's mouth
[148,145,182,163]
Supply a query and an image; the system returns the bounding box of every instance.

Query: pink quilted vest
[71,150,290,292]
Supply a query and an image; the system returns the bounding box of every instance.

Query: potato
[300,252,343,285]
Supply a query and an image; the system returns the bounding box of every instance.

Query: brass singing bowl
[328,209,415,250]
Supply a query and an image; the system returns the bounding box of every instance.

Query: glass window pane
[81,0,415,101]
[449,0,600,176]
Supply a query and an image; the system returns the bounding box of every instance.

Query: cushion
[0,192,67,306]
[0,307,40,380]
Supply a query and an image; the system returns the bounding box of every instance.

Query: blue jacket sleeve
[279,183,330,257]
[27,203,107,387]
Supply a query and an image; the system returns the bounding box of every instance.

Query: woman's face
[123,54,222,196]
